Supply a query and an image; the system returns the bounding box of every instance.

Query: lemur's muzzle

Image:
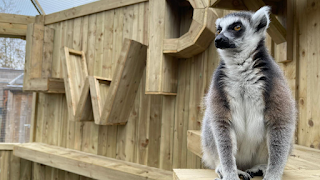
[215,34,236,49]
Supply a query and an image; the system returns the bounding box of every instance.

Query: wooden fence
[0,0,319,179]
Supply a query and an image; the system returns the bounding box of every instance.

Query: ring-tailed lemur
[201,6,296,180]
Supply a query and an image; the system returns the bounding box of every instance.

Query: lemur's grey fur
[201,6,296,180]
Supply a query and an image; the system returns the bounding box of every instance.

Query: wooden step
[173,169,320,180]
[13,143,172,180]
[187,130,202,157]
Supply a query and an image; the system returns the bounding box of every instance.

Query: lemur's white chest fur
[223,55,268,169]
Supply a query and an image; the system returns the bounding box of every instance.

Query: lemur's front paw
[215,165,223,179]
[245,164,267,178]
[214,176,240,180]
[237,169,252,180]
[262,178,281,180]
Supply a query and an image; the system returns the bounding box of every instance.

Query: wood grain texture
[99,38,147,125]
[16,1,315,179]
[0,13,35,24]
[0,144,20,150]
[14,143,173,180]
[0,22,27,38]
[146,0,179,94]
[44,0,148,25]
[23,23,44,90]
[62,48,93,121]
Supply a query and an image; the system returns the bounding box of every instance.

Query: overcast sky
[3,0,98,16]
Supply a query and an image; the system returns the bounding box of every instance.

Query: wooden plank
[116,4,135,161]
[173,169,320,180]
[68,49,82,56]
[62,47,92,121]
[146,0,179,94]
[86,14,97,76]
[187,130,202,157]
[24,78,65,93]
[13,143,173,180]
[94,12,105,77]
[187,57,204,167]
[0,13,35,24]
[296,0,307,146]
[23,23,45,91]
[159,96,175,170]
[98,38,147,125]
[19,159,32,180]
[44,0,148,25]
[304,0,320,149]
[0,151,11,179]
[42,27,55,78]
[0,22,27,38]
[173,59,191,168]
[47,78,65,93]
[27,23,44,79]
[135,70,150,165]
[29,93,38,142]
[0,144,20,150]
[9,151,20,180]
[102,10,114,79]
[147,96,163,168]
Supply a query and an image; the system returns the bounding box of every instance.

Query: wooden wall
[296,0,320,149]
[0,150,32,180]
[7,0,320,179]
[31,3,213,177]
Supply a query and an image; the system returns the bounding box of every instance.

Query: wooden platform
[173,169,320,180]
[185,130,320,179]
[13,143,173,180]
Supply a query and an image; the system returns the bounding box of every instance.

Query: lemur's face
[214,7,270,50]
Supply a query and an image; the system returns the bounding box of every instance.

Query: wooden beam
[24,78,65,93]
[0,13,35,24]
[23,23,45,91]
[13,143,173,180]
[173,169,320,180]
[44,0,148,25]
[0,143,20,150]
[31,0,46,15]
[0,22,27,38]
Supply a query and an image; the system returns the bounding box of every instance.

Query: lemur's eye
[217,29,221,34]
[234,25,241,31]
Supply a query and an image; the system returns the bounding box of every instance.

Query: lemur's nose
[215,34,228,44]
[214,34,235,49]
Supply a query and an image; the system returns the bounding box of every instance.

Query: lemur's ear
[252,6,270,32]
